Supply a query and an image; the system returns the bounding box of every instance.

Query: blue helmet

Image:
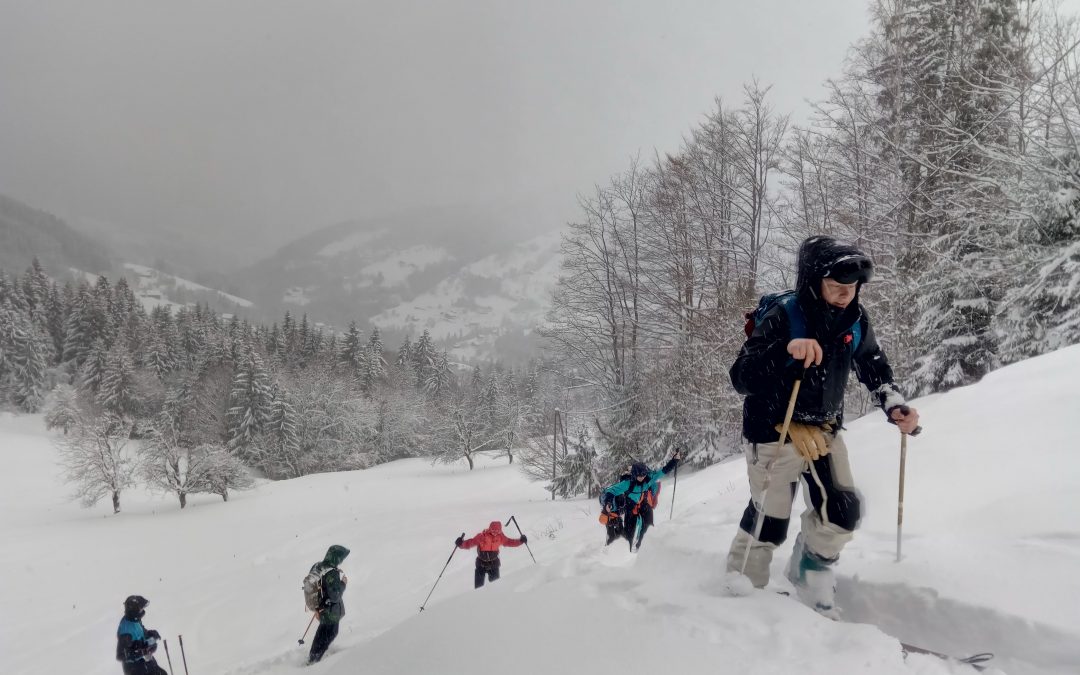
[630,462,649,479]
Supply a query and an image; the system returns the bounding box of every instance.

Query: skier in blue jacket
[116,595,167,675]
[601,450,681,550]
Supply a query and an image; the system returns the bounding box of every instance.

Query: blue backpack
[744,290,862,352]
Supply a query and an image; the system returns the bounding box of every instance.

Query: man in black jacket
[308,544,349,664]
[724,236,920,615]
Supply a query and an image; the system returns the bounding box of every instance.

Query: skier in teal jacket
[601,450,680,550]
[116,595,167,675]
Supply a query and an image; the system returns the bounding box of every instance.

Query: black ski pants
[474,557,501,588]
[122,660,168,675]
[604,515,623,545]
[308,621,340,663]
[623,502,654,549]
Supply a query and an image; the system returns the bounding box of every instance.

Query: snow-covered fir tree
[98,344,137,417]
[412,329,436,389]
[338,321,365,376]
[227,344,272,452]
[0,302,51,412]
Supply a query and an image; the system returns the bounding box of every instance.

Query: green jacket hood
[324,544,350,567]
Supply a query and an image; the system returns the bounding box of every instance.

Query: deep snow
[2,346,1080,674]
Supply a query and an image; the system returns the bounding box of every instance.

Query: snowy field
[2,346,1079,674]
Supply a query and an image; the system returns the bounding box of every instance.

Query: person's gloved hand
[778,422,833,461]
[145,630,160,640]
[519,535,528,544]
[887,405,921,435]
[455,535,464,547]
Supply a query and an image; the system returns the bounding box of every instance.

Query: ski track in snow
[837,578,1080,674]
[3,345,1080,674]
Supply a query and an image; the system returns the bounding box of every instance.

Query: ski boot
[785,534,839,619]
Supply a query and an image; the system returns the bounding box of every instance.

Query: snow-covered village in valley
[1,1,1078,674]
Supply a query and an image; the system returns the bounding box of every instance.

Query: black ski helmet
[630,462,649,479]
[796,236,874,292]
[123,595,149,619]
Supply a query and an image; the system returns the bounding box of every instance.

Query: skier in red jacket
[456,521,527,588]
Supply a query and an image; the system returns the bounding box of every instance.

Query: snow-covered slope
[122,263,254,312]
[3,346,1080,675]
[371,232,561,360]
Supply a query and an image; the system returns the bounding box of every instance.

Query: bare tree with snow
[55,413,135,514]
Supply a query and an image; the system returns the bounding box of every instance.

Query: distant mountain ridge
[2,191,563,363]
[120,263,255,314]
[0,193,112,275]
[239,211,562,362]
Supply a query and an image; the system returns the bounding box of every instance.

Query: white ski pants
[725,432,861,588]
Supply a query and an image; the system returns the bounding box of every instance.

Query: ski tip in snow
[901,643,994,671]
[719,570,755,597]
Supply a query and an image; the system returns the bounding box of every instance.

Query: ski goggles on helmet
[822,254,874,284]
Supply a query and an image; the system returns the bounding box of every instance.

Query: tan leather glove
[776,422,833,461]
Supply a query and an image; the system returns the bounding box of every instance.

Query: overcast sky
[0,1,879,261]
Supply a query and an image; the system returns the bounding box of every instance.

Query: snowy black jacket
[730,237,906,444]
[315,545,349,625]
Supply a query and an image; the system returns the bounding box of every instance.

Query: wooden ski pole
[896,431,908,562]
[895,408,922,563]
[298,612,317,645]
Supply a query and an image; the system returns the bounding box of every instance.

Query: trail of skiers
[111,234,923,669]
